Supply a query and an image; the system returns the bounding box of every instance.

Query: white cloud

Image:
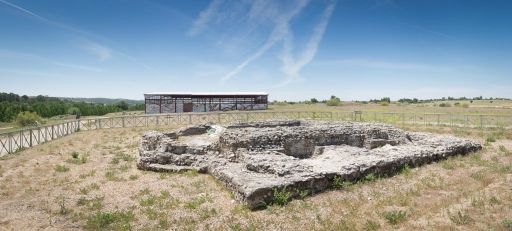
[187,0,224,36]
[81,42,112,61]
[277,1,336,87]
[0,49,103,72]
[188,0,336,85]
[314,59,450,71]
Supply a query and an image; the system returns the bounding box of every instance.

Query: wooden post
[8,133,12,154]
[19,130,23,148]
[122,117,125,127]
[29,129,33,147]
[51,125,55,140]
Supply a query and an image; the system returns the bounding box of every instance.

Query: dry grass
[268,100,512,115]
[0,124,511,230]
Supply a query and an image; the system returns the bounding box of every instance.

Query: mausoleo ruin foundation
[137,120,481,209]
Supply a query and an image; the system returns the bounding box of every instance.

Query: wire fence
[1,111,511,156]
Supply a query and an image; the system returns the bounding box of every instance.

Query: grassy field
[1,99,511,134]
[268,99,512,115]
[0,123,511,230]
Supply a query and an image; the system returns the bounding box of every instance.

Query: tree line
[0,92,144,123]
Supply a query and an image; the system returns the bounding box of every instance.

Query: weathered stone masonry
[137,121,481,209]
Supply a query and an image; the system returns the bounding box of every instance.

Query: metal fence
[1,111,511,156]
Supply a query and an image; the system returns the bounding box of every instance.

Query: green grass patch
[85,210,134,230]
[379,210,408,225]
[448,209,473,225]
[270,187,293,206]
[54,164,70,173]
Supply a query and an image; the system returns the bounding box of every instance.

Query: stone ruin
[137,120,481,209]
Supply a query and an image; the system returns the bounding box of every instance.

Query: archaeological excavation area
[137,120,482,209]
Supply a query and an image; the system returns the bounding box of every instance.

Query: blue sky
[1,0,511,101]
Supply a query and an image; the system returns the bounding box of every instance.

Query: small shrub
[105,171,123,181]
[15,111,44,127]
[85,210,134,230]
[299,190,309,199]
[332,176,352,189]
[57,195,71,215]
[364,220,381,231]
[485,135,497,143]
[489,196,501,206]
[185,195,209,209]
[272,187,292,206]
[139,196,157,207]
[379,101,389,106]
[129,175,139,180]
[66,153,87,165]
[399,164,411,176]
[379,210,408,225]
[79,170,96,179]
[360,173,377,183]
[55,165,70,173]
[462,103,469,108]
[326,96,342,106]
[501,219,512,229]
[448,209,473,225]
[439,102,451,107]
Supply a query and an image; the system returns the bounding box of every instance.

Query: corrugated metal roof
[144,92,268,96]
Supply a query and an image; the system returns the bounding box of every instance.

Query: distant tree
[326,95,341,106]
[310,98,319,104]
[16,111,43,127]
[116,101,129,110]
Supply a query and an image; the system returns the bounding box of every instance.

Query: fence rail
[1,111,511,156]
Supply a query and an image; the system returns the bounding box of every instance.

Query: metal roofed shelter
[144,92,269,114]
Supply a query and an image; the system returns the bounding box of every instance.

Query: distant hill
[59,97,143,105]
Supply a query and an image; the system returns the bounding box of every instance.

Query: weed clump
[85,210,134,230]
[271,187,292,206]
[379,210,408,225]
[448,209,473,225]
[55,165,70,172]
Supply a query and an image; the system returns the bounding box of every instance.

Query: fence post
[19,130,23,148]
[122,117,125,127]
[78,120,81,131]
[8,133,12,154]
[51,125,54,139]
[29,129,33,147]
